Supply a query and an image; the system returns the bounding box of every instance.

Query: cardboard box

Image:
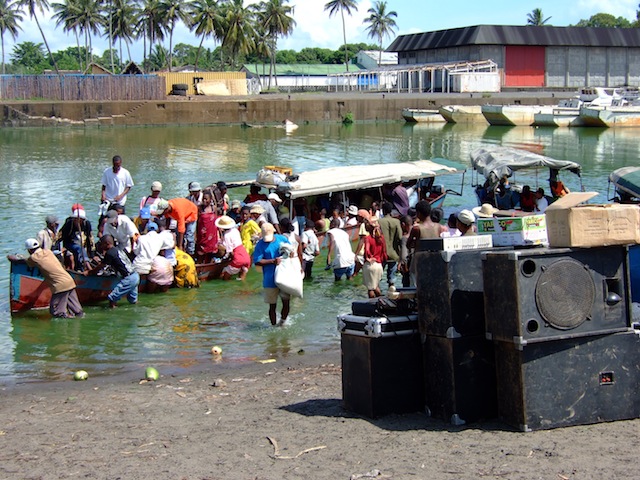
[477,213,548,246]
[418,235,493,252]
[545,192,640,247]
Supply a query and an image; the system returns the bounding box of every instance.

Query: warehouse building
[387,25,640,89]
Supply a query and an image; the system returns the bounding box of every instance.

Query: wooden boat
[9,257,228,313]
[401,108,446,123]
[608,166,640,202]
[438,105,486,124]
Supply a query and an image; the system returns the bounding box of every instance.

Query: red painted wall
[504,46,545,87]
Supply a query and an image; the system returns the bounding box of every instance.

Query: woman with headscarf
[195,190,218,263]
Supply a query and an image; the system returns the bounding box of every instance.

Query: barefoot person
[8,239,84,318]
[85,235,139,308]
[253,223,290,326]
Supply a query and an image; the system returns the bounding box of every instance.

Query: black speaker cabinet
[494,330,640,431]
[415,249,489,338]
[341,332,424,418]
[482,246,631,345]
[422,334,497,425]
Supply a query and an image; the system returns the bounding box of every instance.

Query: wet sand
[1,348,639,479]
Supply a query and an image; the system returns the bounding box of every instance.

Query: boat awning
[271,158,466,199]
[609,166,640,198]
[470,146,582,181]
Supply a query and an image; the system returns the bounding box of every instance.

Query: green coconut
[73,370,89,381]
[145,367,160,381]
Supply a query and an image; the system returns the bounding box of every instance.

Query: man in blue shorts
[253,223,290,326]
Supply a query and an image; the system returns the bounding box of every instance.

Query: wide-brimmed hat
[268,193,282,203]
[457,209,476,226]
[261,222,275,242]
[231,199,242,209]
[250,205,265,215]
[25,238,40,250]
[472,203,499,218]
[151,181,162,192]
[215,215,236,230]
[348,205,358,216]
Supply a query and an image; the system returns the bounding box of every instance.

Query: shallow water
[0,122,636,384]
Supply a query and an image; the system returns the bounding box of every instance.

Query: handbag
[274,256,304,298]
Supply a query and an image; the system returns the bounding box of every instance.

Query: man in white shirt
[326,218,356,281]
[101,155,134,210]
[103,210,140,253]
[536,188,549,213]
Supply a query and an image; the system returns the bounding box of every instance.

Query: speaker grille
[535,259,595,330]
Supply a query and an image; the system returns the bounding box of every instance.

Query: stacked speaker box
[482,246,638,431]
[415,243,507,425]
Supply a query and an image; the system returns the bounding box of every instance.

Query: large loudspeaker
[482,246,631,345]
[422,335,497,424]
[415,249,492,338]
[494,330,640,431]
[341,333,424,418]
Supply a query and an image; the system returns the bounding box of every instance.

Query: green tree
[16,0,60,73]
[135,0,164,72]
[526,8,551,26]
[52,0,84,70]
[72,0,104,69]
[109,0,136,69]
[363,0,397,66]
[0,0,22,74]
[254,0,295,86]
[220,0,256,70]
[324,0,358,72]
[574,13,632,28]
[147,42,167,70]
[159,0,191,71]
[10,40,47,72]
[189,0,222,71]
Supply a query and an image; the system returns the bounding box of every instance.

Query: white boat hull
[438,105,486,124]
[533,107,585,127]
[402,108,446,123]
[482,105,552,126]
[579,105,640,128]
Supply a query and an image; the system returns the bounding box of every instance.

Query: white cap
[268,192,282,203]
[25,238,40,250]
[457,209,476,226]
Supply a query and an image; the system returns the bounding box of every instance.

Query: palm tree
[189,0,222,72]
[324,0,357,72]
[220,0,256,70]
[135,0,164,71]
[52,0,84,70]
[16,0,60,73]
[74,0,104,68]
[527,8,551,26]
[158,0,191,71]
[0,0,22,74]
[363,0,396,66]
[109,0,136,69]
[255,0,295,87]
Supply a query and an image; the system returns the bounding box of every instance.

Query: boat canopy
[470,146,582,183]
[609,166,640,200]
[269,158,466,199]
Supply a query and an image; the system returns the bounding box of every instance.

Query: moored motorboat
[401,108,446,123]
[438,105,486,124]
[579,104,640,127]
[609,166,640,202]
[481,104,553,127]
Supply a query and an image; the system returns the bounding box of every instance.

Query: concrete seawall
[1,92,571,127]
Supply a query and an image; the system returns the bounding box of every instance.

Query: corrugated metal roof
[387,25,640,52]
[242,64,362,76]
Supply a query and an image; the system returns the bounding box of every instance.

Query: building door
[504,46,545,87]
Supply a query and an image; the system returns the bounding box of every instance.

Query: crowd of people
[13,155,502,324]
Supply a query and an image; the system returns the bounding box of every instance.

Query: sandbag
[256,168,287,186]
[275,256,304,298]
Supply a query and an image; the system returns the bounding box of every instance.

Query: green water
[0,122,637,384]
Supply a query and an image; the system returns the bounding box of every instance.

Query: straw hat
[250,205,265,215]
[261,222,275,242]
[472,203,499,218]
[215,215,236,230]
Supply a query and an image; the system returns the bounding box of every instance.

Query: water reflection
[1,122,638,382]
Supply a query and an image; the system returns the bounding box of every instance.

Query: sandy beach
[1,347,639,480]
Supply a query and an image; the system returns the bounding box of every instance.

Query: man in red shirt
[156,198,198,255]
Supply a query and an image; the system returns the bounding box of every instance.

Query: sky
[5,0,640,64]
